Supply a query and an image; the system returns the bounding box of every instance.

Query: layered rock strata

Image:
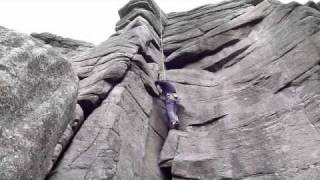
[160,0,320,179]
[48,0,169,179]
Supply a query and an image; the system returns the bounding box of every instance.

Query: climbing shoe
[171,121,180,129]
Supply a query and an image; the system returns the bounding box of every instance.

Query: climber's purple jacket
[155,80,179,129]
[155,80,176,95]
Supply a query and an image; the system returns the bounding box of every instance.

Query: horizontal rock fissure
[274,64,318,94]
[166,38,241,69]
[189,114,228,127]
[205,44,251,72]
[238,172,275,179]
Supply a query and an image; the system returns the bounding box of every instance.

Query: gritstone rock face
[2,0,320,179]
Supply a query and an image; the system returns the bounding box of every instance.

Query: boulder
[0,26,78,179]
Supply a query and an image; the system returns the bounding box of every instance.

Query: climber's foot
[171,121,180,129]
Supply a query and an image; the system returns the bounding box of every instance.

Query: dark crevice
[165,15,263,70]
[166,38,240,70]
[159,158,173,167]
[189,114,227,127]
[265,43,299,66]
[150,38,161,50]
[223,43,259,70]
[172,174,200,180]
[247,0,264,6]
[78,98,101,119]
[205,45,251,72]
[238,171,275,179]
[274,81,295,94]
[274,64,317,94]
[137,42,159,64]
[150,123,166,140]
[161,166,173,180]
[171,81,218,87]
[230,16,264,32]
[78,77,126,119]
[276,3,300,25]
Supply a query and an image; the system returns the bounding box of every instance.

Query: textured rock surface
[160,0,320,179]
[48,0,169,179]
[0,26,78,179]
[3,0,320,179]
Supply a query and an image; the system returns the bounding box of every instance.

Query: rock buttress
[48,0,170,179]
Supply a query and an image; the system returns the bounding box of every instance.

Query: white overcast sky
[0,0,310,44]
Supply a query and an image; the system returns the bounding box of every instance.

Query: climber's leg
[166,102,179,129]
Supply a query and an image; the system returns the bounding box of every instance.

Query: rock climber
[155,80,180,129]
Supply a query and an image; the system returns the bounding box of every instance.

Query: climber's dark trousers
[165,100,179,128]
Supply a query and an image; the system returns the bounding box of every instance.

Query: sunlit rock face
[3,0,320,179]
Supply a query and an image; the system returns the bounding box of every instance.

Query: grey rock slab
[49,86,129,180]
[118,70,154,116]
[134,65,159,97]
[149,98,169,139]
[163,28,204,46]
[170,82,228,128]
[161,69,218,87]
[171,108,320,179]
[53,85,149,179]
[143,127,168,180]
[164,3,252,38]
[159,130,188,168]
[166,0,254,26]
